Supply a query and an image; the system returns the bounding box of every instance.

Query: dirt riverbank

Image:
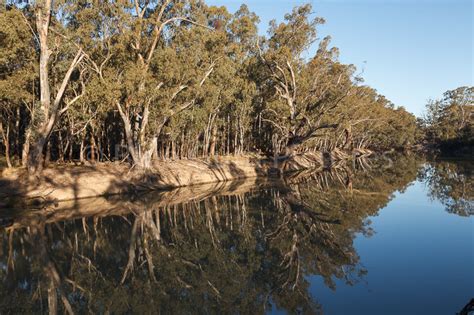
[0,150,358,205]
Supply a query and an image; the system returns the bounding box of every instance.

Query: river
[0,156,472,314]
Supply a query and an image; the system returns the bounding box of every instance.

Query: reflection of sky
[207,0,473,117]
[308,179,474,314]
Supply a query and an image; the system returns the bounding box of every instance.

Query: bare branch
[200,64,215,87]
[171,85,188,101]
[20,11,40,46]
[262,117,288,135]
[286,60,297,101]
[59,68,87,116]
[52,50,85,114]
[146,14,213,65]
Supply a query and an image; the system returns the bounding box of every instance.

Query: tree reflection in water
[420,160,473,216]
[1,156,469,314]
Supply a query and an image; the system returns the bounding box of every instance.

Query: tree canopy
[1,1,421,172]
[421,86,473,155]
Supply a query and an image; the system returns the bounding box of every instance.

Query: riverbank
[0,149,371,206]
[1,177,264,230]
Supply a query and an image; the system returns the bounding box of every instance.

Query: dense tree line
[420,86,473,155]
[0,1,418,173]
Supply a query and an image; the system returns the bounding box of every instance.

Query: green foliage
[0,1,425,166]
[422,86,473,153]
[0,6,36,104]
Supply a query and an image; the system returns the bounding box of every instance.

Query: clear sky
[206,0,473,117]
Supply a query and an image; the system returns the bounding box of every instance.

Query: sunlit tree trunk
[27,0,85,175]
[22,127,31,167]
[209,126,217,157]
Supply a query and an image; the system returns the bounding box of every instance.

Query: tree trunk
[79,137,85,163]
[138,136,157,169]
[27,0,84,175]
[209,126,217,157]
[227,115,231,155]
[180,132,185,159]
[45,141,51,166]
[343,126,353,151]
[116,102,140,164]
[171,139,176,160]
[22,128,31,167]
[28,0,52,175]
[58,132,64,162]
[68,136,73,161]
[194,134,200,158]
[28,135,48,174]
[164,141,170,160]
[234,122,238,155]
[90,133,96,163]
[0,121,12,168]
[15,107,21,162]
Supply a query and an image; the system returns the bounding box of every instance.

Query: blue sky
[206,0,473,117]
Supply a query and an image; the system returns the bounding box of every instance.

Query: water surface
[1,156,472,314]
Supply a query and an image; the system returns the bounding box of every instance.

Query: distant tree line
[420,86,473,155]
[0,1,419,174]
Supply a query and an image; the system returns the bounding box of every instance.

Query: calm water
[0,156,473,314]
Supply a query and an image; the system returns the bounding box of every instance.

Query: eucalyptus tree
[0,1,430,168]
[180,4,259,157]
[220,4,259,155]
[50,1,124,163]
[153,4,233,159]
[256,5,356,158]
[144,4,260,159]
[333,85,418,151]
[423,86,473,149]
[18,0,89,174]
[89,0,217,169]
[0,6,36,167]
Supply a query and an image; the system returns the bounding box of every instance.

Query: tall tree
[0,1,428,169]
[0,6,36,167]
[21,0,87,174]
[256,5,355,158]
[102,0,216,168]
[423,86,473,150]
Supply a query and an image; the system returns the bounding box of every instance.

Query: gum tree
[256,5,356,158]
[103,0,216,169]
